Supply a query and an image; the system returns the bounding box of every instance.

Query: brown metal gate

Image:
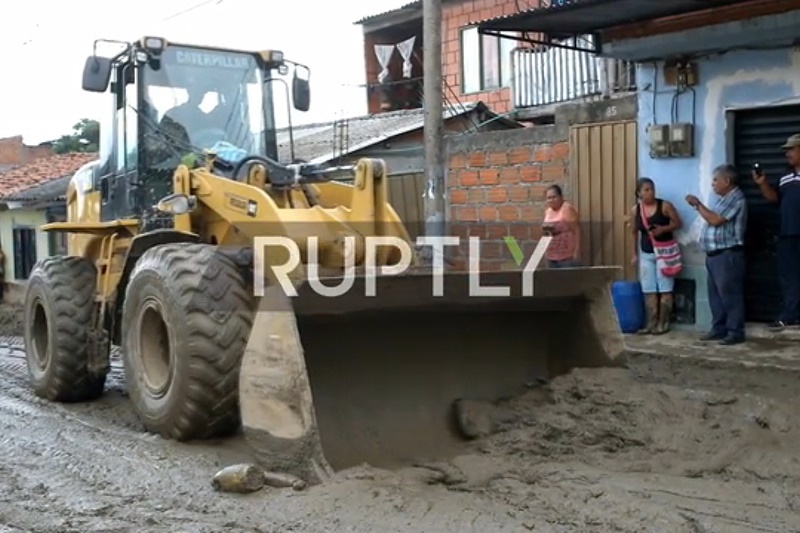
[387,173,426,241]
[569,120,638,280]
[337,172,426,241]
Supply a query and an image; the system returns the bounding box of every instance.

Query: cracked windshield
[143,46,267,164]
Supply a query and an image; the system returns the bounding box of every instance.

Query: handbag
[638,203,682,277]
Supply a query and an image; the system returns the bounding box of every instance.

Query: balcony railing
[511,35,636,109]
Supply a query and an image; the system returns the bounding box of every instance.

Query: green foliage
[51,118,100,154]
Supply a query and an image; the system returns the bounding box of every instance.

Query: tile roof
[0,152,97,201]
[2,175,74,203]
[276,101,516,165]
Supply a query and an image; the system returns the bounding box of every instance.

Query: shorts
[638,244,674,294]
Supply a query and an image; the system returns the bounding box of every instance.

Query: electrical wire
[163,0,224,21]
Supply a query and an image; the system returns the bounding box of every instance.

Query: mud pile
[452,366,800,483]
[0,303,23,337]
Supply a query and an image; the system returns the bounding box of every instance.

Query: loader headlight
[155,193,196,215]
[144,36,166,54]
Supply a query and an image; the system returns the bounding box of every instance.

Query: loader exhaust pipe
[239,267,626,484]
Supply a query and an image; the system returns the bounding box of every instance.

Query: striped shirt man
[699,186,747,253]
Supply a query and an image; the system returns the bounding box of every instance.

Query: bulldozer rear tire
[24,256,106,402]
[121,243,254,441]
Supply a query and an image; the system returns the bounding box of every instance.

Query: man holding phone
[752,134,800,332]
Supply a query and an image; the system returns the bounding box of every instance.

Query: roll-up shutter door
[733,104,800,322]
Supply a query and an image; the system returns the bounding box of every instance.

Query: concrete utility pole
[422,0,446,257]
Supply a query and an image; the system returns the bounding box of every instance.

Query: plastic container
[611,280,645,334]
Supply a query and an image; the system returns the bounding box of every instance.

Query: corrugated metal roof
[354,1,421,25]
[473,0,756,38]
[275,102,498,165]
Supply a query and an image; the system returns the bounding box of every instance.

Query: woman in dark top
[630,177,683,335]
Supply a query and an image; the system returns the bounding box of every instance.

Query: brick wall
[361,0,540,116]
[0,136,53,166]
[442,0,529,115]
[445,125,569,270]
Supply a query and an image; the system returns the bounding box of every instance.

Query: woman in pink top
[542,185,581,268]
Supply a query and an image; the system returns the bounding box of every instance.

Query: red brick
[520,205,542,221]
[448,173,459,188]
[479,169,500,185]
[486,151,508,166]
[478,206,498,221]
[508,185,530,203]
[509,224,530,240]
[451,223,470,239]
[551,142,569,161]
[450,189,468,204]
[542,164,566,182]
[507,148,531,165]
[487,187,508,203]
[479,241,503,260]
[533,145,552,162]
[468,188,486,204]
[449,153,467,169]
[499,167,520,184]
[528,184,551,199]
[520,165,542,182]
[459,170,479,186]
[466,223,487,239]
[454,206,478,221]
[498,206,520,221]
[486,223,507,239]
[467,152,485,167]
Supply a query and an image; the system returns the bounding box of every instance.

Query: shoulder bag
[639,203,682,277]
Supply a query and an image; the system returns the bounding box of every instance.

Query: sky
[0,0,408,145]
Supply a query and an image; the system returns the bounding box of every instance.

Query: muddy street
[1,303,799,532]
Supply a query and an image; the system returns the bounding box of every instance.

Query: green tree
[52,118,100,154]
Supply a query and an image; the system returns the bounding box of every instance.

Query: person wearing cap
[752,133,800,332]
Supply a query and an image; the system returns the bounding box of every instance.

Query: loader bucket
[239,266,626,484]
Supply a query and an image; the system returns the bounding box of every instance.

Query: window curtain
[396,36,416,78]
[374,44,395,83]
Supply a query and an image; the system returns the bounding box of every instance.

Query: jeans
[706,248,746,340]
[777,236,800,324]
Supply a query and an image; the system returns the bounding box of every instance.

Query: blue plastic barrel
[611,281,645,333]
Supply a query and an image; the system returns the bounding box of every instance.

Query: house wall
[0,208,49,303]
[0,136,52,166]
[362,0,538,116]
[445,126,569,269]
[363,29,424,114]
[442,0,528,115]
[444,95,637,270]
[635,45,800,330]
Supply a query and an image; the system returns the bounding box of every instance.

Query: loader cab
[81,37,310,228]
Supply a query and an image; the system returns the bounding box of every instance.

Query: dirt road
[1,303,799,532]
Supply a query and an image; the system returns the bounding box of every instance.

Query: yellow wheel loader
[22,36,626,485]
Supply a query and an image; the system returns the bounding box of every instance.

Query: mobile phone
[753,163,764,176]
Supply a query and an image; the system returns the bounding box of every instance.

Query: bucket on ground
[611,280,645,333]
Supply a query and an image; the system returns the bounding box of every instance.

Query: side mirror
[292,66,310,112]
[82,56,112,92]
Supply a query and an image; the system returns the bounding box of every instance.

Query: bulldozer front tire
[24,256,106,402]
[121,243,253,441]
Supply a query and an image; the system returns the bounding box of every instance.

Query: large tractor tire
[24,256,106,402]
[121,243,254,441]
